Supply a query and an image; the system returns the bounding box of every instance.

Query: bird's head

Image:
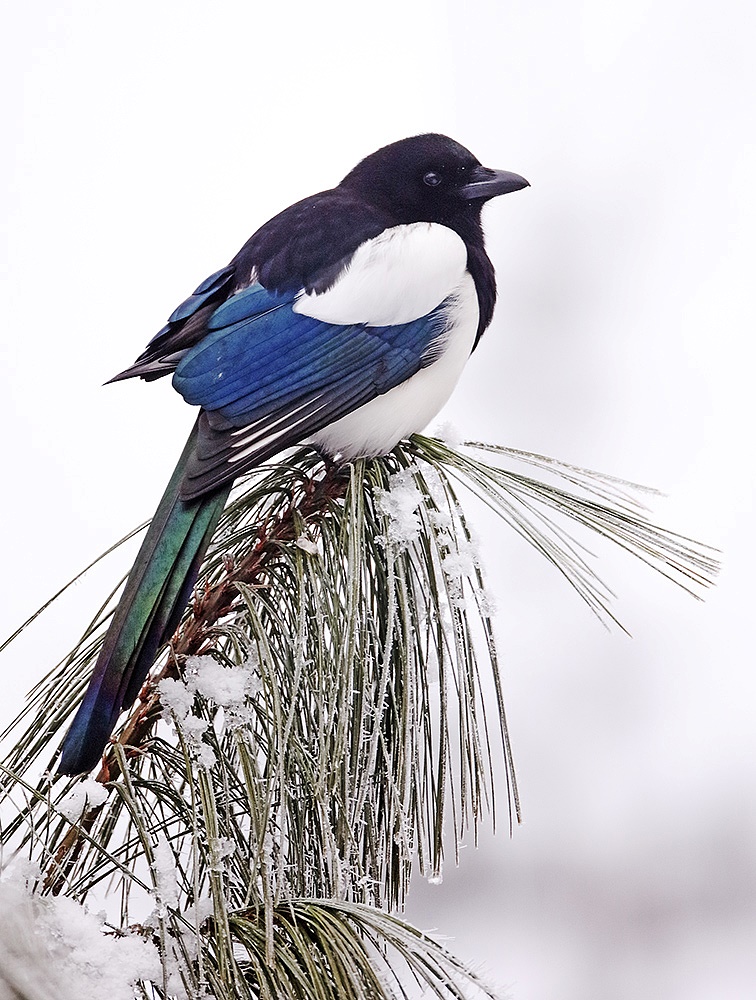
[339,133,529,226]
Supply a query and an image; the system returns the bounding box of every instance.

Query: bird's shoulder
[231,188,394,296]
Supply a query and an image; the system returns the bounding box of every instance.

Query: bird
[57,133,529,775]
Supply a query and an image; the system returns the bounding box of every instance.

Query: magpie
[58,133,529,775]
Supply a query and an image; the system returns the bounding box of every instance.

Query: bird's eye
[423,171,442,187]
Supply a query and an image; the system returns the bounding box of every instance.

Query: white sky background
[1,2,754,998]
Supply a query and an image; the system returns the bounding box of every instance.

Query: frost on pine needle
[436,519,482,603]
[0,879,160,1000]
[158,675,194,721]
[184,895,214,930]
[186,653,261,722]
[159,675,214,768]
[295,533,319,554]
[376,459,494,614]
[151,834,180,916]
[58,776,109,822]
[432,420,463,448]
[375,467,425,547]
[207,836,236,872]
[160,653,262,765]
[180,653,261,713]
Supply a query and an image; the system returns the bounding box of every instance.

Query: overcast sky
[1,3,754,998]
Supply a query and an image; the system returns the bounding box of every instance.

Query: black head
[338,133,528,226]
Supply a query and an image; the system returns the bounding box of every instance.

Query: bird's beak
[459,165,530,200]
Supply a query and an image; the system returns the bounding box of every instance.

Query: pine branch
[43,458,352,891]
[0,436,718,1000]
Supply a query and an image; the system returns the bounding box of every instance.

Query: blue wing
[172,282,448,499]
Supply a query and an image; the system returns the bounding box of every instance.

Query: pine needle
[0,436,718,999]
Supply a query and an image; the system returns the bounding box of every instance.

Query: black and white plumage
[114,132,529,499]
[58,133,528,775]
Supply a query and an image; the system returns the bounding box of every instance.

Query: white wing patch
[309,272,479,460]
[228,397,327,463]
[293,222,468,326]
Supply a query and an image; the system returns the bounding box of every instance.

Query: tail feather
[58,421,230,775]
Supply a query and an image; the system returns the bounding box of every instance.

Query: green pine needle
[0,435,718,999]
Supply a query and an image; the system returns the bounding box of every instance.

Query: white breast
[293,222,469,326]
